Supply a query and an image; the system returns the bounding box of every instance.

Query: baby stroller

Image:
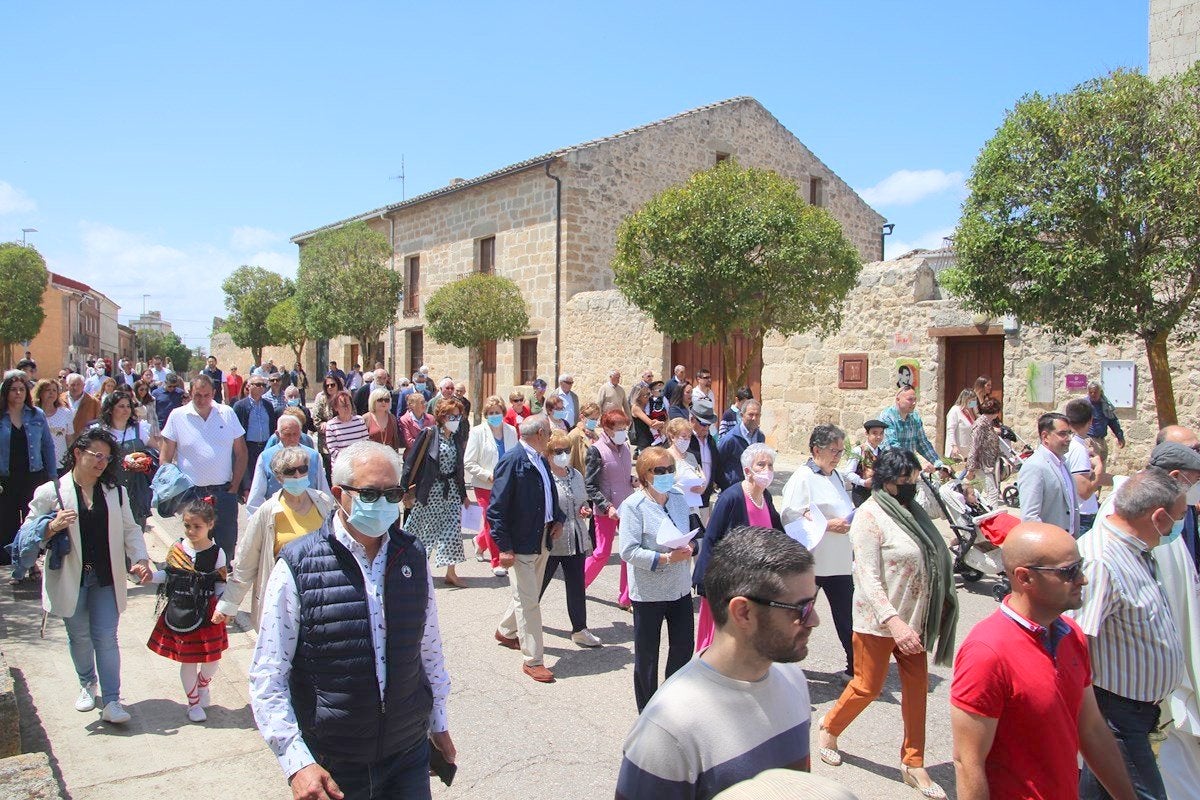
[996,423,1034,507]
[922,473,1020,601]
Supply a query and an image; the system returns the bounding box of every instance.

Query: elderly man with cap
[1070,466,1187,799]
[686,401,722,524]
[951,521,1136,800]
[844,419,887,508]
[552,374,580,428]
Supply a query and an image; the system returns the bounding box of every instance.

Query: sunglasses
[650,465,676,476]
[1025,560,1087,582]
[280,465,309,478]
[339,485,404,503]
[746,588,822,625]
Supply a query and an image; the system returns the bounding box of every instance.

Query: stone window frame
[478,235,496,274]
[403,255,421,315]
[809,176,825,207]
[518,336,538,386]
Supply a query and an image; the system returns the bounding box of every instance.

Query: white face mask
[611,430,628,445]
[674,437,691,452]
[748,468,774,488]
[553,453,571,468]
[1187,479,1200,507]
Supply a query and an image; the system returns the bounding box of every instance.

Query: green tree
[425,274,530,422]
[0,243,50,369]
[612,161,863,403]
[138,330,192,376]
[296,221,400,366]
[944,65,1200,426]
[221,266,293,367]
[266,295,309,363]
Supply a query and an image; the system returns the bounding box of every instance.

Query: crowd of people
[3,351,1199,800]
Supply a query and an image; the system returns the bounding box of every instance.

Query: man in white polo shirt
[160,374,248,561]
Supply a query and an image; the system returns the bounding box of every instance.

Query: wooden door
[943,336,1005,432]
[481,340,497,400]
[670,333,762,407]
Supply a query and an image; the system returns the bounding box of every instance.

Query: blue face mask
[281,477,309,496]
[286,398,300,407]
[652,474,675,493]
[585,418,599,431]
[553,409,567,420]
[345,494,400,537]
[487,413,504,426]
[1159,514,1186,547]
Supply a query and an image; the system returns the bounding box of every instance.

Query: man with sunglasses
[617,526,818,800]
[250,440,454,800]
[951,521,1136,800]
[1071,468,1187,799]
[234,375,281,500]
[245,415,329,516]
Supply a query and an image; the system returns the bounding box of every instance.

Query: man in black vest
[249,440,455,800]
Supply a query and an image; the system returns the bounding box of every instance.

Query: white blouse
[780,462,855,576]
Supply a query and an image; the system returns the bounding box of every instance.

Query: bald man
[951,522,1135,800]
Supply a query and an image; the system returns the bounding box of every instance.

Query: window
[479,236,495,274]
[715,152,731,164]
[408,329,424,378]
[519,337,538,385]
[404,256,420,314]
[809,176,825,207]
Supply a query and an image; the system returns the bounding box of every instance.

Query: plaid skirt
[147,595,228,663]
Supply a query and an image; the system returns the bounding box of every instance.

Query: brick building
[13,272,123,375]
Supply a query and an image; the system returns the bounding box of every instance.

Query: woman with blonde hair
[944,388,977,461]
[361,386,400,450]
[33,379,75,463]
[664,417,707,522]
[567,401,602,474]
[464,394,518,576]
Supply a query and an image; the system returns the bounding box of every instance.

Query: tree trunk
[251,346,264,368]
[357,336,374,369]
[720,330,763,407]
[470,342,484,425]
[291,338,305,365]
[1144,330,1178,428]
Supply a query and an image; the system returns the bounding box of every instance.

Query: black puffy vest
[280,528,433,764]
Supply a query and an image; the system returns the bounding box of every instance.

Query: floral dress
[406,435,465,567]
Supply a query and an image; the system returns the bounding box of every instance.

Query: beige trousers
[497,548,551,666]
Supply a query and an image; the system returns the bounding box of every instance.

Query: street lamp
[20,228,37,247]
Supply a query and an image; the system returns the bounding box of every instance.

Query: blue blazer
[715,426,765,489]
[692,482,782,595]
[486,445,566,554]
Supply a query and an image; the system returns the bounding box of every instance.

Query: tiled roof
[50,272,93,293]
[291,97,758,243]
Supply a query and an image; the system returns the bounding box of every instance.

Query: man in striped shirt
[1071,467,1187,800]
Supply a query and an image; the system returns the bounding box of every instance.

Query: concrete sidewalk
[1,486,1000,799]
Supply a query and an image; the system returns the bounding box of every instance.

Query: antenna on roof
[390,154,406,200]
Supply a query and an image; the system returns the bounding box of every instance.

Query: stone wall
[1150,0,1200,79]
[560,290,669,397]
[206,332,318,392]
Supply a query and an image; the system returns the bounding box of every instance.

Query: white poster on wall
[1025,362,1055,404]
[1100,360,1136,408]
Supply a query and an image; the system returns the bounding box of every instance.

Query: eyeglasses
[251,383,267,388]
[82,449,114,464]
[1024,559,1087,582]
[280,465,309,477]
[269,378,280,383]
[650,465,676,476]
[339,485,405,503]
[745,589,822,625]
[446,414,462,422]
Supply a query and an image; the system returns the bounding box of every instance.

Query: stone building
[1150,0,1200,78]
[291,97,886,403]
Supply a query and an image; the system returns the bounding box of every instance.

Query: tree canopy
[943,65,1200,426]
[266,295,309,363]
[221,265,293,367]
[137,330,192,375]
[425,273,529,420]
[0,243,50,369]
[612,161,862,402]
[296,221,400,366]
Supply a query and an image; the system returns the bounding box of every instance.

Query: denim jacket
[0,406,60,478]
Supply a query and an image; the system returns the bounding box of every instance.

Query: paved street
[1,470,1002,800]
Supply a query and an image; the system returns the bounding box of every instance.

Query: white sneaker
[100,701,131,724]
[492,567,508,577]
[74,684,98,712]
[187,704,207,723]
[572,629,603,648]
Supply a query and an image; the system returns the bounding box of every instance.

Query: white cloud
[230,226,281,251]
[55,221,297,351]
[886,226,956,259]
[858,169,965,207]
[0,181,37,215]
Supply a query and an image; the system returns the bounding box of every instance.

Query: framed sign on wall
[1099,360,1136,409]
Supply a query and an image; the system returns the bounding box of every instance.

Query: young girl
[147,497,229,722]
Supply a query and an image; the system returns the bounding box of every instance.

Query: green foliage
[221,265,293,366]
[295,221,400,363]
[944,65,1200,424]
[0,243,50,366]
[612,161,862,400]
[138,331,192,375]
[266,295,308,361]
[424,274,529,348]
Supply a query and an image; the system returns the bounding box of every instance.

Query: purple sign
[1065,373,1088,391]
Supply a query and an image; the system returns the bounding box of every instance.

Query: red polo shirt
[951,600,1091,800]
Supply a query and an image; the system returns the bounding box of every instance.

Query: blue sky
[2,1,1149,350]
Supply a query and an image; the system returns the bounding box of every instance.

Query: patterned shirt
[1070,516,1184,703]
[879,405,943,467]
[965,415,1000,473]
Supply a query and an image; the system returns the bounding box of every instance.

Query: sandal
[901,765,946,799]
[817,726,842,767]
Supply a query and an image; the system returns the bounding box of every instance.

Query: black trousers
[0,470,45,566]
[816,573,855,675]
[538,554,588,633]
[242,440,266,495]
[632,594,694,712]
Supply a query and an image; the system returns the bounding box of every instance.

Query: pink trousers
[695,598,715,652]
[472,488,500,568]
[583,514,629,607]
